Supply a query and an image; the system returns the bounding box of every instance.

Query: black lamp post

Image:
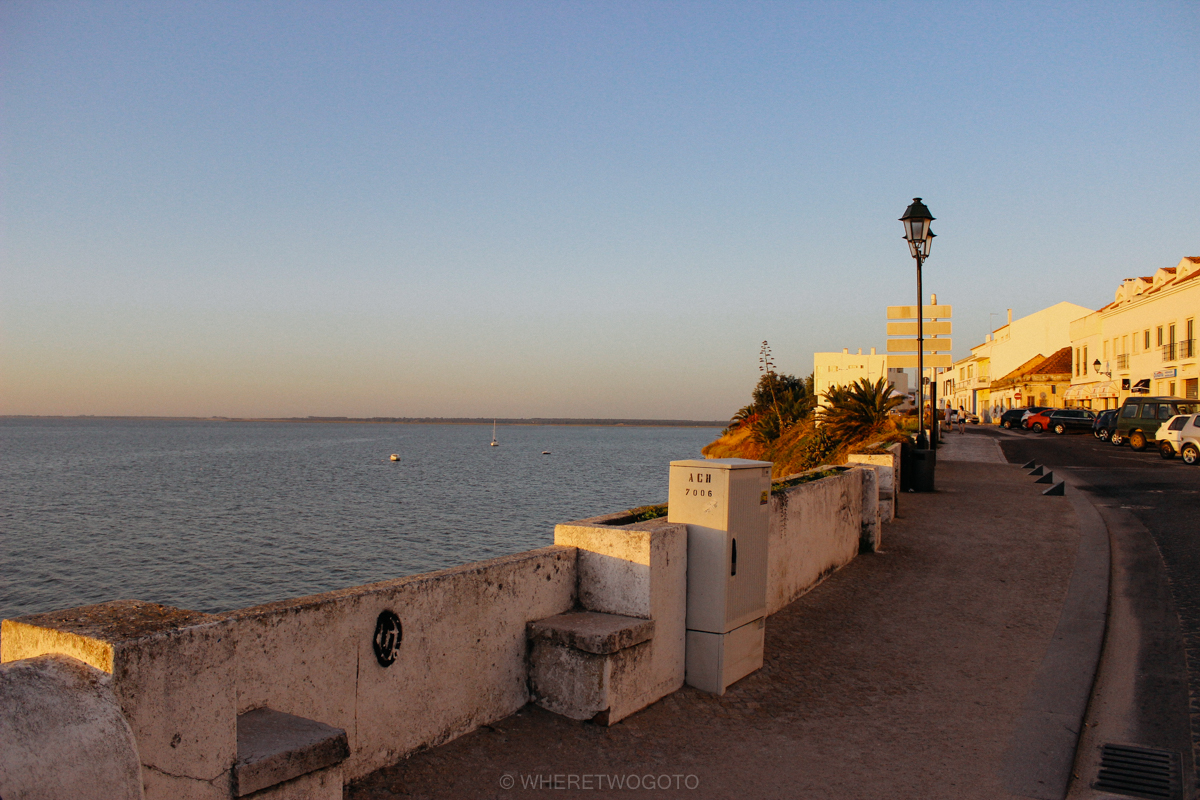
[900,198,935,448]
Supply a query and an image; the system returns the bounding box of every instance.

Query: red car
[1026,408,1097,434]
[1025,410,1054,432]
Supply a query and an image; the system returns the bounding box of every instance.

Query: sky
[2,2,1198,420]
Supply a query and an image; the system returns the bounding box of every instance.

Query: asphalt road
[976,424,1200,796]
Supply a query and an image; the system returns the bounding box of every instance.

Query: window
[1132,334,1139,355]
[1187,379,1199,401]
[1142,403,1159,420]
[1169,416,1188,431]
[1051,385,1056,394]
[1145,330,1151,350]
[1169,382,1176,396]
[1121,403,1138,418]
[1083,346,1088,374]
[1159,405,1173,420]
[1157,326,1164,346]
[1122,335,1128,355]
[1169,324,1176,345]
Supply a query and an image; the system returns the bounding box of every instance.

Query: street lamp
[1093,359,1111,378]
[900,198,935,448]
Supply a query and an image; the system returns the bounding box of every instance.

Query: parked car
[1015,406,1051,429]
[1025,410,1052,432]
[1156,414,1200,464]
[1025,408,1096,434]
[999,409,1028,429]
[1092,409,1117,441]
[1046,408,1097,434]
[1111,396,1200,451]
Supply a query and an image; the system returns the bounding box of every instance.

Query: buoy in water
[542,451,551,455]
[389,454,400,461]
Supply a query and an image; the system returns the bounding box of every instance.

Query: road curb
[999,466,1111,799]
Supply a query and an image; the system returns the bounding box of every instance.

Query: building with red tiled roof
[1066,256,1200,408]
[986,347,1073,410]
[939,302,1093,421]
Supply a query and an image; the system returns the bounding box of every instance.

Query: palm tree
[819,377,904,443]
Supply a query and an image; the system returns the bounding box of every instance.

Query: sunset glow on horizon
[3,2,1197,419]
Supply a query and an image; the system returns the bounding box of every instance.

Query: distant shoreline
[1,415,726,428]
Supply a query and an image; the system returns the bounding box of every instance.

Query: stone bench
[234,707,348,798]
[527,611,655,726]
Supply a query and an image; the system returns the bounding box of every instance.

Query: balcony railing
[1116,354,1129,370]
[1161,340,1196,361]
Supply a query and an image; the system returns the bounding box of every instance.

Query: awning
[1063,384,1092,400]
[1090,380,1119,398]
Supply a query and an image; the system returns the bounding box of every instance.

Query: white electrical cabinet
[668,457,772,695]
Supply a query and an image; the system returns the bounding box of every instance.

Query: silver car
[1156,414,1200,464]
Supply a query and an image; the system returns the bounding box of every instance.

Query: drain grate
[1093,743,1181,800]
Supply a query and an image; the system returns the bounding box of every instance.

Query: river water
[0,419,718,619]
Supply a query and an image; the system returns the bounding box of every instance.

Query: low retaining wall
[767,467,864,614]
[225,546,577,781]
[2,463,881,799]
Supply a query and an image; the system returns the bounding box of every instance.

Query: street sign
[886,321,952,336]
[887,354,953,369]
[886,305,952,320]
[886,339,953,352]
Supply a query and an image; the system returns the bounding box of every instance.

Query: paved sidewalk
[933,426,1007,463]
[351,457,1091,800]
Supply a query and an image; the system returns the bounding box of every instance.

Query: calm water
[0,419,717,619]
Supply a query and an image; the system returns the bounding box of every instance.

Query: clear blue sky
[3,2,1197,419]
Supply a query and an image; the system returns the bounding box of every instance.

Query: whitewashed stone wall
[766,467,865,614]
[222,546,576,780]
[1,462,879,798]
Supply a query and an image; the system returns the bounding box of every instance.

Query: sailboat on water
[490,420,499,447]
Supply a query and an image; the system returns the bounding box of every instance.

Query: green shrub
[626,504,667,522]
[771,468,842,494]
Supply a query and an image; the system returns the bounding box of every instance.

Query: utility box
[668,457,772,695]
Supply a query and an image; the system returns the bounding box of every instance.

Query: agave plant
[819,377,904,443]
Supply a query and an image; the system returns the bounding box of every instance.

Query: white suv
[1156,414,1200,464]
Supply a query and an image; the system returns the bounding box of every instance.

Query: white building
[942,301,1093,421]
[1066,256,1200,408]
[813,348,910,408]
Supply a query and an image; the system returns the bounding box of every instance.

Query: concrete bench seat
[527,610,657,726]
[234,708,348,798]
[527,611,654,655]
